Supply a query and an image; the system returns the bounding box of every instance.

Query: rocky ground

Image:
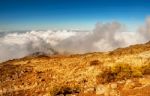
[0,42,150,96]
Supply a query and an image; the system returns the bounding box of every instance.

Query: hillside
[0,42,150,96]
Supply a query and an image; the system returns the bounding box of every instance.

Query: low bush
[90,60,103,66]
[96,62,150,84]
[51,84,81,96]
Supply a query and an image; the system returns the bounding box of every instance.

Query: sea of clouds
[0,17,150,62]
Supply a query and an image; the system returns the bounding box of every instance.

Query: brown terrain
[0,42,150,96]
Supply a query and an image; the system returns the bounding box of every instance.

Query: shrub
[90,60,103,66]
[50,85,81,96]
[96,67,116,84]
[96,63,146,84]
[141,63,150,75]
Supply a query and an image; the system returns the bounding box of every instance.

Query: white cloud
[0,17,150,62]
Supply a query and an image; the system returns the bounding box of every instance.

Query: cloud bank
[0,17,150,62]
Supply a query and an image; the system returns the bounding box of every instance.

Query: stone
[123,80,135,89]
[96,84,106,95]
[111,83,117,89]
[84,87,95,93]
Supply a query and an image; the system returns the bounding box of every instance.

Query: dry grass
[0,42,150,96]
[96,63,150,84]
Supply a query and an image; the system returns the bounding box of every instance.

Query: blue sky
[0,0,150,31]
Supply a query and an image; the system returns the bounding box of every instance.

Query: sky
[0,0,150,31]
[1,0,150,62]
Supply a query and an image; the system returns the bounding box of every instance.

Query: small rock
[0,89,2,94]
[104,84,111,96]
[123,80,135,89]
[84,87,95,93]
[111,83,117,89]
[110,89,120,96]
[117,80,125,84]
[96,84,105,95]
[2,88,7,93]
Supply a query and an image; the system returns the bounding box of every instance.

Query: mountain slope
[0,42,150,96]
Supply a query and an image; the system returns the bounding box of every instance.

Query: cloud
[55,21,124,53]
[0,17,150,62]
[138,17,150,40]
[0,30,76,62]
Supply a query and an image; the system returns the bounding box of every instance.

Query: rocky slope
[0,42,150,96]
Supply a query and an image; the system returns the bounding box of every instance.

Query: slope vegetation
[0,42,150,96]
